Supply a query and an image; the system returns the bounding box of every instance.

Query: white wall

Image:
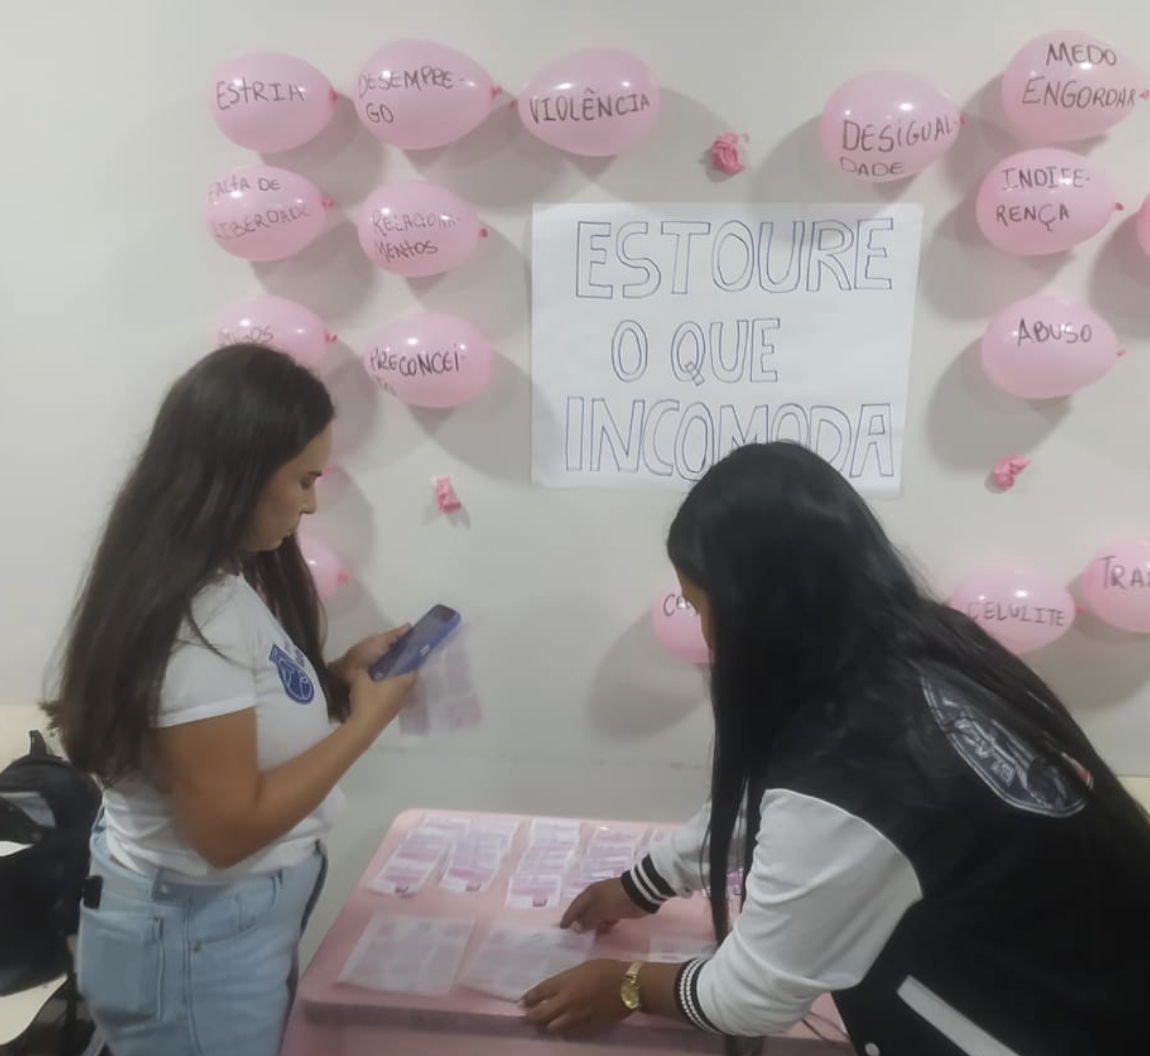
[4,0,1150,957]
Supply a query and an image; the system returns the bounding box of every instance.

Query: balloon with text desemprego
[354,40,496,150]
[818,72,961,183]
[210,52,336,153]
[651,589,709,665]
[518,48,659,157]
[980,295,1120,399]
[298,533,348,601]
[205,165,328,262]
[1001,31,1145,144]
[1136,193,1150,262]
[950,567,1075,654]
[974,148,1118,255]
[215,295,333,372]
[1082,540,1150,633]
[363,313,494,408]
[357,180,481,277]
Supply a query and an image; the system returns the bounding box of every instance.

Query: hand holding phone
[367,604,461,680]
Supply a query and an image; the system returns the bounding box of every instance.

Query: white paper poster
[530,202,923,495]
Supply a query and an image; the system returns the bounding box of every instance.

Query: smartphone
[367,605,462,680]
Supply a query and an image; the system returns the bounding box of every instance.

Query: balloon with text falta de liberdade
[205,165,329,262]
[949,566,1075,655]
[1081,540,1150,634]
[298,533,348,601]
[650,588,709,665]
[215,294,334,372]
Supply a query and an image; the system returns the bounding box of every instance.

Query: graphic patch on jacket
[269,644,315,704]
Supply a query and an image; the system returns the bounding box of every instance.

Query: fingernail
[571,922,584,934]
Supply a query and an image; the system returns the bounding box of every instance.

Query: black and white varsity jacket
[621,680,1148,1055]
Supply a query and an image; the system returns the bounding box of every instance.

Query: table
[281,810,852,1055]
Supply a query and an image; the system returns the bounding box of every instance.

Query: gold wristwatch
[620,961,644,1012]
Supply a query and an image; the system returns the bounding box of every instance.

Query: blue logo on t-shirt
[269,644,315,704]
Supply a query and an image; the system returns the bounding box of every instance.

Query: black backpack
[0,730,101,996]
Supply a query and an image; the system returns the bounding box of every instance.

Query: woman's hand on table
[520,960,632,1038]
[560,877,649,934]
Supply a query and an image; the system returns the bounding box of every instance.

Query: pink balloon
[1001,32,1144,144]
[354,40,496,149]
[215,295,333,371]
[363,313,494,408]
[357,180,481,276]
[950,566,1075,654]
[1136,192,1150,261]
[209,52,336,153]
[205,165,328,262]
[298,533,348,601]
[819,72,961,183]
[975,148,1118,255]
[651,588,709,665]
[518,48,659,157]
[1082,540,1150,633]
[980,295,1120,399]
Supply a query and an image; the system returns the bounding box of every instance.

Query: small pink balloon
[215,294,333,371]
[651,588,709,665]
[819,72,961,183]
[950,566,1075,654]
[1001,31,1144,144]
[210,51,336,153]
[205,165,328,262]
[518,48,659,157]
[1136,192,1150,261]
[363,313,494,408]
[298,533,348,601]
[354,40,496,149]
[980,295,1120,398]
[1081,540,1150,633]
[975,148,1117,255]
[357,180,481,276]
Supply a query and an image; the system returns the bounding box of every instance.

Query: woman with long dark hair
[45,345,417,1056]
[523,442,1150,1054]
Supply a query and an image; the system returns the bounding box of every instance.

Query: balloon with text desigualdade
[357,180,482,277]
[362,313,494,409]
[818,71,961,183]
[215,295,334,372]
[974,148,1119,255]
[205,165,329,262]
[354,39,497,150]
[980,295,1121,399]
[1000,31,1145,144]
[949,566,1075,654]
[209,51,336,153]
[517,48,659,157]
[1081,540,1150,633]
[298,533,348,601]
[650,588,709,665]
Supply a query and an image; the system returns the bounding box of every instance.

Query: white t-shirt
[103,573,346,880]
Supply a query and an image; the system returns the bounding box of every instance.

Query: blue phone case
[367,605,461,680]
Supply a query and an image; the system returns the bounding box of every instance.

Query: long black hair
[45,344,348,784]
[667,442,1150,950]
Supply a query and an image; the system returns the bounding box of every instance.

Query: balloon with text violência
[363,313,494,408]
[517,48,659,157]
[818,72,961,183]
[651,589,710,665]
[298,533,348,601]
[1136,192,1150,262]
[949,567,1075,654]
[357,180,482,277]
[209,51,336,153]
[974,148,1118,255]
[354,40,496,150]
[1000,31,1145,144]
[215,295,334,372]
[205,165,329,262]
[980,295,1121,399]
[1081,540,1150,633]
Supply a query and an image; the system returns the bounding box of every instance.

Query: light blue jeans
[76,819,326,1056]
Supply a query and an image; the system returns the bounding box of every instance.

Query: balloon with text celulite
[518,48,659,157]
[205,165,328,262]
[980,295,1121,399]
[819,72,961,182]
[1000,31,1145,144]
[650,588,709,665]
[949,567,1075,654]
[975,148,1118,255]
[1081,540,1150,633]
[298,533,348,600]
[209,52,336,153]
[357,180,482,277]
[363,313,494,408]
[354,40,496,149]
[215,294,333,371]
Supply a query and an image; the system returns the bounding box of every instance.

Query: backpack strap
[27,730,50,758]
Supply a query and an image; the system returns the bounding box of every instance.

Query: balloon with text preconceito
[1136,192,1150,262]
[980,295,1121,399]
[819,72,961,183]
[975,148,1118,255]
[205,165,328,261]
[517,48,659,157]
[357,180,482,277]
[298,534,348,600]
[354,40,496,149]
[651,588,709,665]
[1081,540,1150,633]
[215,295,334,372]
[363,313,494,408]
[949,567,1075,654]
[1000,31,1145,144]
[210,51,336,153]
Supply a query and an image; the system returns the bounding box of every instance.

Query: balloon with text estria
[357,180,482,277]
[205,165,328,262]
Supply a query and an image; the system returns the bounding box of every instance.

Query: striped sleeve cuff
[675,958,722,1033]
[620,854,677,913]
